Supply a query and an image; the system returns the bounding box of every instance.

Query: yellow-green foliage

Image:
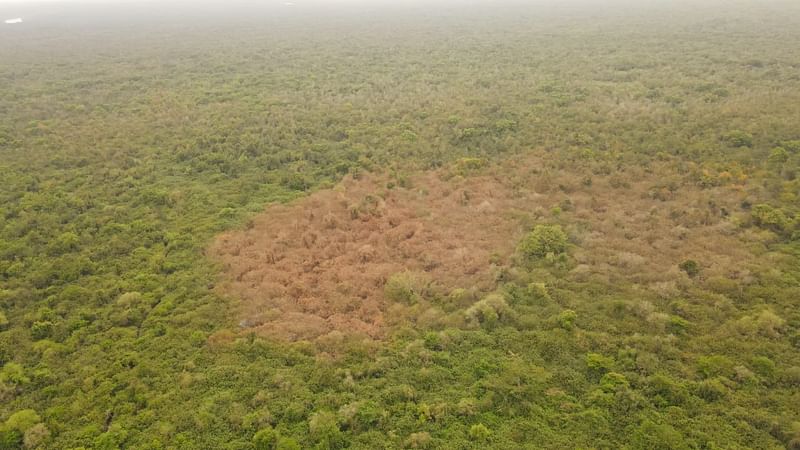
[384,271,426,304]
[0,2,799,449]
[518,225,568,259]
[465,293,510,328]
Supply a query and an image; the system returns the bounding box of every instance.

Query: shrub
[781,140,800,153]
[468,424,491,442]
[384,271,424,304]
[338,400,383,433]
[465,294,510,329]
[678,260,700,278]
[308,411,344,449]
[645,374,689,406]
[724,130,753,148]
[406,432,432,449]
[732,365,758,385]
[253,426,279,450]
[750,356,776,381]
[401,130,418,142]
[30,321,54,341]
[586,353,615,377]
[350,402,382,432]
[752,204,790,232]
[23,423,50,449]
[281,173,310,191]
[423,332,443,351]
[117,292,144,308]
[599,372,630,392]
[631,420,691,450]
[189,331,206,347]
[526,282,551,303]
[350,194,385,219]
[49,232,79,255]
[518,225,568,260]
[4,410,41,433]
[782,367,800,387]
[0,362,29,385]
[275,437,301,450]
[755,309,785,338]
[0,429,22,449]
[696,378,728,401]
[768,147,789,165]
[453,157,487,175]
[36,307,55,322]
[667,316,690,335]
[446,288,474,308]
[556,310,578,330]
[697,355,734,379]
[494,119,517,132]
[456,398,478,416]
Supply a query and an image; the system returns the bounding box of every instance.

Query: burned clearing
[210,168,524,340]
[211,154,757,342]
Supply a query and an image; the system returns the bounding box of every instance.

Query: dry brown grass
[210,170,528,340]
[210,151,755,341]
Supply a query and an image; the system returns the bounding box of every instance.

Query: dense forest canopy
[1,0,799,448]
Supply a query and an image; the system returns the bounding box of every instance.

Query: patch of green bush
[518,225,568,259]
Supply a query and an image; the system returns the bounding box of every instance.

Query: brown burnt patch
[210,153,755,342]
[209,170,527,341]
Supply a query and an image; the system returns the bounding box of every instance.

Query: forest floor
[210,152,756,342]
